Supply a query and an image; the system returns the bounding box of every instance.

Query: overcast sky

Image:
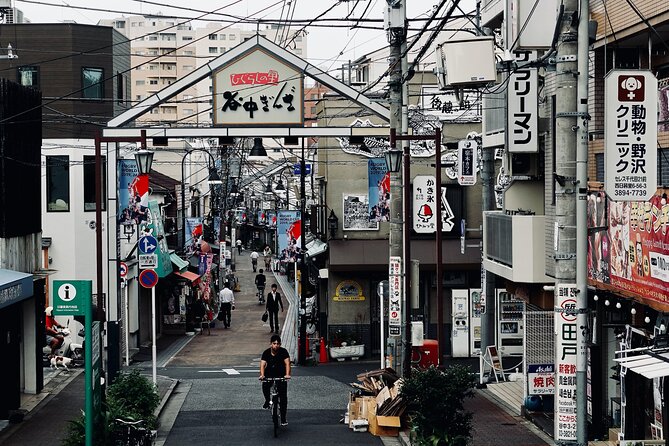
[12,0,476,71]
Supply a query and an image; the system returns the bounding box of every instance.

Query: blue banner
[368,158,390,222]
[277,210,301,262]
[118,159,149,226]
[185,217,203,253]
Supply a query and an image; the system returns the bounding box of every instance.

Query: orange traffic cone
[319,337,328,363]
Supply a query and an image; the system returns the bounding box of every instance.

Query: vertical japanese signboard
[605,70,657,201]
[213,48,303,126]
[388,256,402,337]
[555,284,578,442]
[457,139,477,185]
[413,175,455,233]
[508,51,538,153]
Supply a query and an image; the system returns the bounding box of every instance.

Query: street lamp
[181,148,221,252]
[134,149,154,175]
[327,210,339,240]
[384,148,402,173]
[249,137,268,157]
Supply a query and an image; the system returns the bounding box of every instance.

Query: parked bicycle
[112,418,155,446]
[262,377,289,437]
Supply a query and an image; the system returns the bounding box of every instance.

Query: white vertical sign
[413,175,455,233]
[388,256,402,337]
[507,51,538,153]
[457,140,477,185]
[605,70,657,201]
[555,284,579,442]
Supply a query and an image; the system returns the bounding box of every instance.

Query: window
[229,34,236,40]
[658,148,669,186]
[82,67,103,99]
[208,34,217,40]
[184,108,194,115]
[182,36,193,41]
[148,34,158,41]
[115,21,125,29]
[220,47,226,53]
[208,47,217,54]
[46,156,70,212]
[136,80,145,86]
[149,80,158,85]
[83,156,106,211]
[183,50,194,56]
[595,153,604,182]
[116,72,125,104]
[182,65,194,71]
[219,34,226,40]
[18,66,39,88]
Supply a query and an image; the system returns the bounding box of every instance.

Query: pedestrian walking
[218,282,235,328]
[266,283,284,334]
[250,250,260,272]
[236,239,243,255]
[263,245,273,271]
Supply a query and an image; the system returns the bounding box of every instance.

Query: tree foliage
[400,365,476,446]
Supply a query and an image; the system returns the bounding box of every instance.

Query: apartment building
[99,16,307,126]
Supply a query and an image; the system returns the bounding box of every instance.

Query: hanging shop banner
[117,159,149,226]
[198,253,214,302]
[257,210,268,225]
[267,211,277,228]
[277,210,301,260]
[212,48,304,126]
[412,175,455,233]
[368,158,391,222]
[528,364,555,396]
[343,194,378,231]
[605,70,657,201]
[587,189,669,307]
[507,51,538,153]
[141,200,172,278]
[555,284,579,442]
[185,217,203,253]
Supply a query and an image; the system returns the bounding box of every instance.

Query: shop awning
[173,271,202,284]
[170,252,189,272]
[615,351,669,379]
[0,269,33,310]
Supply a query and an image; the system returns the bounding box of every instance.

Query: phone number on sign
[614,188,648,197]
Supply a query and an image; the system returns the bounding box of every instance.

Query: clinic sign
[212,48,303,126]
[605,70,657,201]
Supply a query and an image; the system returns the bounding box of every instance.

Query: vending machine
[496,289,524,356]
[452,289,470,357]
[470,289,482,357]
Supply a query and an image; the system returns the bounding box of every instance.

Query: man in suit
[266,283,284,334]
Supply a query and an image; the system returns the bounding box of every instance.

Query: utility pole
[555,0,588,443]
[386,0,406,375]
[298,138,307,365]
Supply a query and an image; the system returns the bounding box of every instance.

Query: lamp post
[180,148,222,253]
[327,210,339,240]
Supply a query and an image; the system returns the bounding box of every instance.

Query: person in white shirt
[250,250,260,272]
[218,282,235,328]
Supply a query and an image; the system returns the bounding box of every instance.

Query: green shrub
[400,365,476,446]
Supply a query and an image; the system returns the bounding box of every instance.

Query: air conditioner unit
[509,153,540,177]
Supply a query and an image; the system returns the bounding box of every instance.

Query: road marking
[223,368,240,375]
[196,368,257,374]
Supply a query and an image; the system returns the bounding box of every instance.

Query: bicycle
[112,418,155,446]
[262,377,288,437]
[256,285,266,304]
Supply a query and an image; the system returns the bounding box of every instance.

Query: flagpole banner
[185,217,203,253]
[343,194,378,231]
[118,159,149,226]
[267,211,277,228]
[277,210,301,261]
[368,158,390,222]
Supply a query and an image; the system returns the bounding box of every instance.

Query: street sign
[293,163,311,175]
[139,254,158,269]
[119,262,128,277]
[139,269,159,288]
[52,280,91,316]
[138,235,158,254]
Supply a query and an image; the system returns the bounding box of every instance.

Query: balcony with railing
[483,211,551,283]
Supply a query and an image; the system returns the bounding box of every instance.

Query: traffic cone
[319,337,328,363]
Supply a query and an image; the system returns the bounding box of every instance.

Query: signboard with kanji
[605,70,657,201]
[457,140,477,185]
[412,175,455,233]
[555,284,579,442]
[388,256,402,337]
[507,51,538,153]
[212,48,304,126]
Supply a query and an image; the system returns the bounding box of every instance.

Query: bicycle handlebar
[261,377,289,382]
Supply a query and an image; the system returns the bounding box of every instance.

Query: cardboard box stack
[345,368,406,437]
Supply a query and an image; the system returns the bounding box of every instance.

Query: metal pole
[299,139,307,365]
[124,283,129,366]
[94,132,105,322]
[387,0,406,376]
[181,152,188,253]
[151,286,157,385]
[435,128,443,366]
[576,0,590,442]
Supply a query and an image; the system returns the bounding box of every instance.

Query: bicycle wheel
[272,397,279,437]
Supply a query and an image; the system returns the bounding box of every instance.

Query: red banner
[588,189,669,308]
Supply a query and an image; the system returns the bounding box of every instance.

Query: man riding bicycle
[255,269,267,304]
[259,334,291,426]
[250,250,260,272]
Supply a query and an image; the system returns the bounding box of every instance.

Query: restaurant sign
[213,48,303,126]
[333,280,365,301]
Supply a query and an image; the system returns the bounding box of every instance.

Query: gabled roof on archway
[108,34,389,129]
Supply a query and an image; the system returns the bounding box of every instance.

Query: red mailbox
[411,339,439,368]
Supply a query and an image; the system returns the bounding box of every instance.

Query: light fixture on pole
[0,43,17,60]
[249,137,268,157]
[230,180,239,195]
[384,148,402,173]
[265,180,273,194]
[328,210,339,240]
[207,167,223,185]
[274,178,286,191]
[134,149,154,175]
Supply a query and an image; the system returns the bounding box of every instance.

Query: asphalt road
[155,362,386,446]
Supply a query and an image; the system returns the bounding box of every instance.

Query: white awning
[614,352,669,379]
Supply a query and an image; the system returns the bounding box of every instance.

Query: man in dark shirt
[259,334,291,426]
[255,269,267,304]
